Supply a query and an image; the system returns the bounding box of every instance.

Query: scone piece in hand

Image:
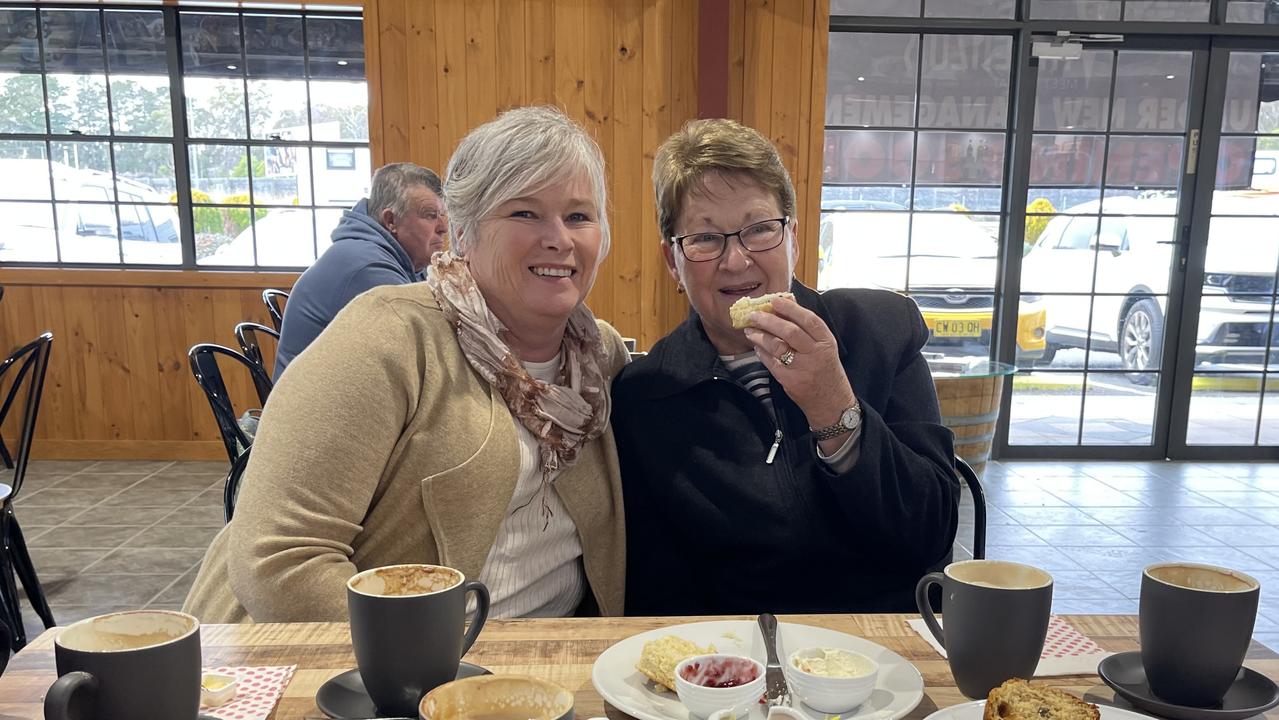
[635,635,716,692]
[729,291,795,329]
[983,678,1100,720]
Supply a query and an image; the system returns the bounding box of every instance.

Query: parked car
[206,209,334,267]
[0,159,178,263]
[818,209,1047,362]
[1021,194,1279,381]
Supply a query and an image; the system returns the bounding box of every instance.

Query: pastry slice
[729,291,794,329]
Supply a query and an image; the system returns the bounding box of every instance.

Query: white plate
[590,620,924,720]
[923,699,1152,719]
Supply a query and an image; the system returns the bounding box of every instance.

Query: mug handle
[460,579,490,655]
[44,671,99,720]
[915,571,947,651]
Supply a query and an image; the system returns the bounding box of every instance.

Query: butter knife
[757,612,791,708]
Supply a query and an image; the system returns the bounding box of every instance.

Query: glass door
[1169,43,1279,458]
[1005,39,1209,455]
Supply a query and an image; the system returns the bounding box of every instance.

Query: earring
[676,283,685,294]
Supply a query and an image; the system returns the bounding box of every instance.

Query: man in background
[274,162,447,378]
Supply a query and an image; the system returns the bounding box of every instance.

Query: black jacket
[612,282,958,615]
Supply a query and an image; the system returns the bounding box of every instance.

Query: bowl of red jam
[673,654,766,718]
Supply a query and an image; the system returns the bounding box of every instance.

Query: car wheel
[1121,299,1163,385]
[1037,343,1059,367]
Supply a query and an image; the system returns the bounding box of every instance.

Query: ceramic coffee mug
[348,563,491,717]
[1140,562,1260,707]
[915,559,1053,699]
[419,675,574,720]
[44,610,202,720]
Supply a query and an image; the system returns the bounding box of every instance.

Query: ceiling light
[1166,74,1175,79]
[337,60,349,66]
[226,64,237,70]
[857,76,865,82]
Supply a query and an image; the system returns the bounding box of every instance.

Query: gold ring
[779,349,796,366]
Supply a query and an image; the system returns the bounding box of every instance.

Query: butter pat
[201,672,237,707]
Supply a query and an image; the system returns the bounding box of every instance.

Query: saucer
[315,661,490,719]
[1098,651,1279,720]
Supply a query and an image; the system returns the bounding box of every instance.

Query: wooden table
[1,614,1276,719]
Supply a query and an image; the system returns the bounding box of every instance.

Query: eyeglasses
[670,216,789,262]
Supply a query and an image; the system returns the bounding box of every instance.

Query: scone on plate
[729,292,795,329]
[983,678,1100,720]
[635,635,716,692]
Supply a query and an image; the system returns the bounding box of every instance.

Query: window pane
[245,14,304,79]
[189,143,250,204]
[41,10,104,74]
[919,35,1011,130]
[120,203,181,264]
[1104,136,1184,188]
[1221,52,1279,135]
[110,76,173,137]
[1110,52,1191,133]
[306,17,364,81]
[185,77,246,139]
[1215,138,1279,211]
[1028,134,1105,209]
[908,212,1000,290]
[831,0,921,15]
[104,10,167,76]
[915,130,1002,195]
[1187,375,1261,444]
[0,9,42,73]
[249,78,309,141]
[817,209,910,291]
[925,0,1015,17]
[1030,0,1122,20]
[47,74,109,135]
[316,207,341,256]
[56,201,119,262]
[181,13,243,77]
[914,292,996,359]
[1124,0,1210,21]
[250,144,309,205]
[310,145,369,206]
[255,208,317,266]
[114,142,176,199]
[0,143,50,200]
[1081,373,1156,445]
[0,73,46,133]
[1034,51,1114,132]
[1226,1,1273,23]
[1022,220,1102,293]
[827,33,918,128]
[0,201,57,262]
[48,141,112,201]
[823,129,913,189]
[309,80,368,141]
[1009,371,1084,445]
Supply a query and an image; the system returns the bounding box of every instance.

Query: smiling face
[465,170,603,356]
[665,170,798,354]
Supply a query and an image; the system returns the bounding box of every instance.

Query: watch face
[841,406,859,428]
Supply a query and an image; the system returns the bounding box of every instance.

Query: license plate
[934,319,983,338]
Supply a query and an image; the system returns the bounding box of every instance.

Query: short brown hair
[652,119,796,243]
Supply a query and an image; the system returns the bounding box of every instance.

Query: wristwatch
[810,398,863,441]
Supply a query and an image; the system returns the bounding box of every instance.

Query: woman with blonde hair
[186,106,628,621]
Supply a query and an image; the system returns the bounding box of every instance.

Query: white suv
[1021,195,1279,379]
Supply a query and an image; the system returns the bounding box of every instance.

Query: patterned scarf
[425,251,610,528]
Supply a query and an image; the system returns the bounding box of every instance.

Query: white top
[473,353,586,618]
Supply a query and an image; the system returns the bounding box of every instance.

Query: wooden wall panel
[0,270,297,459]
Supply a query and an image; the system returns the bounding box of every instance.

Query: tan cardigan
[183,284,629,623]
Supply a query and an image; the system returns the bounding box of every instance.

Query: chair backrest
[954,454,986,560]
[262,289,289,332]
[188,343,271,464]
[0,332,53,502]
[224,447,251,523]
[233,322,278,405]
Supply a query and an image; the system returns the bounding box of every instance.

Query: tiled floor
[4,459,1279,652]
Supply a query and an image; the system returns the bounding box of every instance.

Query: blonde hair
[652,119,796,242]
[445,106,611,257]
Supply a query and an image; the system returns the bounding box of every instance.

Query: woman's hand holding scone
[743,297,857,439]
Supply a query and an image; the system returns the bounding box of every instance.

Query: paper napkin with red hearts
[908,615,1112,676]
[200,665,297,720]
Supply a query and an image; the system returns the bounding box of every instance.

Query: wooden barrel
[932,373,1005,478]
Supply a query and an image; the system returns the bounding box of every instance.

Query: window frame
[0,3,368,271]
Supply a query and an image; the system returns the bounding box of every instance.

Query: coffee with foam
[350,564,461,596]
